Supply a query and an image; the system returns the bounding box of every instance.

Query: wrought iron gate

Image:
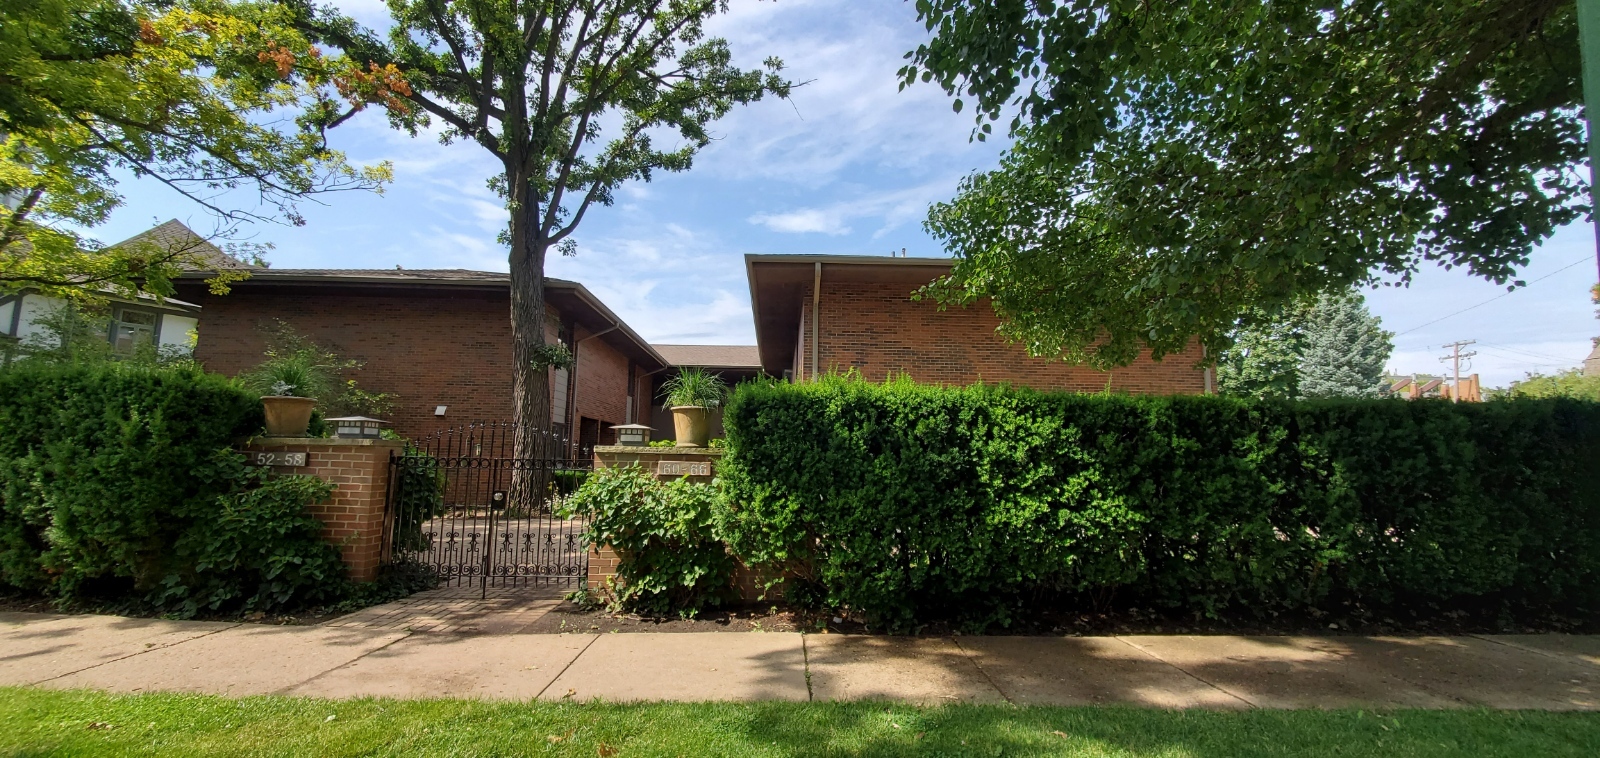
[385,422,592,592]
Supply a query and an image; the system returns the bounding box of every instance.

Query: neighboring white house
[2,219,228,360]
[0,290,200,357]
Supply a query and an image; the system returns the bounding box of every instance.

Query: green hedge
[718,378,1600,630]
[0,363,347,615]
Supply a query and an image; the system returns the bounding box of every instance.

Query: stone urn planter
[261,396,316,437]
[671,406,711,448]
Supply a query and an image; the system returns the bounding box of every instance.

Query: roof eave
[176,270,517,288]
[555,281,668,370]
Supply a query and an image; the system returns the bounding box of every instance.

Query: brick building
[159,232,1207,450]
[745,254,1211,394]
[173,269,665,446]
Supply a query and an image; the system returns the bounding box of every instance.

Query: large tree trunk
[508,170,554,507]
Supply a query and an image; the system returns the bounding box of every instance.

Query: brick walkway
[323,583,570,634]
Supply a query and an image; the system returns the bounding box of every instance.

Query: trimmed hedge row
[718,378,1600,629]
[0,363,346,615]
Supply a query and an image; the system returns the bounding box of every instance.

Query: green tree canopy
[1214,302,1312,401]
[283,0,788,456]
[1216,289,1394,399]
[1504,368,1600,401]
[0,0,390,302]
[905,0,1582,369]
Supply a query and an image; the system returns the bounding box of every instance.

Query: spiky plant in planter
[242,355,326,437]
[660,368,726,448]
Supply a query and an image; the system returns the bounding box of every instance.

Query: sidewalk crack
[1468,633,1590,666]
[273,631,415,695]
[801,634,813,701]
[32,622,243,686]
[535,633,601,701]
[1112,636,1258,709]
[950,637,1012,704]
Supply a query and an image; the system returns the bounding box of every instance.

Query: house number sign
[252,451,308,467]
[657,460,711,477]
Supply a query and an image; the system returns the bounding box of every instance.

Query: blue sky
[92,0,1599,387]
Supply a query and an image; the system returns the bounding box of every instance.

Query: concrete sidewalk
[2,611,1597,709]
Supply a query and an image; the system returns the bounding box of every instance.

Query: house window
[110,309,158,354]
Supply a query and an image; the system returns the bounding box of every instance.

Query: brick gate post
[242,437,406,582]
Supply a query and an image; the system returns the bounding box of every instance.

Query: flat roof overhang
[178,271,667,371]
[744,254,954,375]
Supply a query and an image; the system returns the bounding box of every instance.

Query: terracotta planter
[671,406,711,448]
[261,396,316,437]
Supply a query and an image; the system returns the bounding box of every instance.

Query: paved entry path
[2,610,1597,708]
[325,584,568,634]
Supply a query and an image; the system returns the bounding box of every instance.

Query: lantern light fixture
[610,423,653,447]
[326,416,389,439]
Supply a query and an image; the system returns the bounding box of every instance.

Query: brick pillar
[242,437,405,583]
[586,445,722,591]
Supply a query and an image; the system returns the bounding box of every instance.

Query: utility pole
[1438,340,1477,403]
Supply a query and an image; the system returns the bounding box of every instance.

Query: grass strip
[3,686,1598,757]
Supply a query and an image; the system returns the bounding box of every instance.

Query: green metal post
[1579,0,1600,277]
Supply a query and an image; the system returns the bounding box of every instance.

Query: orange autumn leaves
[256,41,411,116]
[334,61,413,115]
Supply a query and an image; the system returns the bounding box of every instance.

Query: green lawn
[3,687,1598,757]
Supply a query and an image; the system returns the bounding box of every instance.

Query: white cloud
[694,0,1006,185]
[747,179,962,239]
[749,208,848,235]
[547,221,760,344]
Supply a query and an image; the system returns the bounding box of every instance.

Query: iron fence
[385,422,592,594]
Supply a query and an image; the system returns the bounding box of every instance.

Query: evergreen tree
[1298,290,1394,399]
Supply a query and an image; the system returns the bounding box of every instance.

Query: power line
[1472,349,1571,369]
[1392,255,1594,337]
[1475,341,1583,364]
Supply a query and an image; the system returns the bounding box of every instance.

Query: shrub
[161,472,346,616]
[719,377,1600,631]
[551,468,589,496]
[386,444,446,554]
[0,362,357,615]
[238,320,394,416]
[566,465,733,617]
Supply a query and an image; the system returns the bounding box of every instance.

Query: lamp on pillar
[610,423,653,447]
[326,416,389,439]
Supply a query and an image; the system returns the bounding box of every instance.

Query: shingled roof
[111,219,245,270]
[652,344,761,368]
[250,268,509,281]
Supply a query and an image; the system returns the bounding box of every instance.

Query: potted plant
[245,358,322,437]
[660,367,726,448]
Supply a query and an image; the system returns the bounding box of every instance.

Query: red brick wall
[243,438,404,582]
[810,282,1207,394]
[177,284,641,440]
[573,324,629,437]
